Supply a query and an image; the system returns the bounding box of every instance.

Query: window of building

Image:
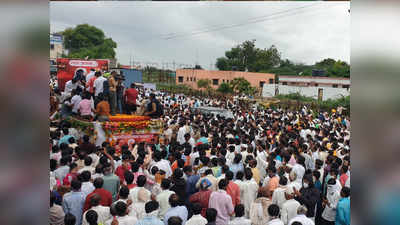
[282,82,287,85]
[212,79,219,85]
[269,79,274,84]
[194,77,196,82]
[315,83,319,87]
[187,77,189,82]
[190,77,192,82]
[50,44,54,50]
[343,84,350,89]
[178,76,184,83]
[332,84,338,88]
[259,81,265,88]
[222,79,225,83]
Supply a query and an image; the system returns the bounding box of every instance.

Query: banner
[111,133,157,144]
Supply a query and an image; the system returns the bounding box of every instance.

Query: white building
[50,33,64,62]
[262,75,350,101]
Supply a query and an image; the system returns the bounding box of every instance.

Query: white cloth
[228,216,252,225]
[86,71,95,83]
[94,76,107,96]
[321,185,341,221]
[288,214,314,225]
[153,159,172,178]
[81,181,95,198]
[78,166,95,175]
[156,190,175,219]
[186,214,208,225]
[272,187,287,209]
[112,215,138,225]
[177,126,188,145]
[71,95,82,113]
[129,187,151,204]
[241,179,259,217]
[130,202,146,220]
[82,205,111,225]
[268,218,285,225]
[281,199,300,225]
[292,164,305,183]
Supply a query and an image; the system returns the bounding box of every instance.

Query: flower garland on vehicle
[65,117,95,136]
[108,114,151,122]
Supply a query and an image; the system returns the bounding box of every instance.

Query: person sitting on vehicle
[144,93,163,118]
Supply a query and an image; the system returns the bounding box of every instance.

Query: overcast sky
[50,2,350,70]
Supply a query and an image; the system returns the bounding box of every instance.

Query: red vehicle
[56,58,109,91]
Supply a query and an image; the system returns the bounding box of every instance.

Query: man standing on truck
[124,83,138,114]
[108,71,118,115]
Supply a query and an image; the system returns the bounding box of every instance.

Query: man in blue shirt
[184,165,200,197]
[164,194,188,225]
[336,187,350,225]
[136,200,164,225]
[58,128,73,147]
[62,180,85,225]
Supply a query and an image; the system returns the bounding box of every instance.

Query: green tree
[197,79,211,89]
[216,40,281,72]
[217,82,233,94]
[62,24,117,59]
[230,77,256,95]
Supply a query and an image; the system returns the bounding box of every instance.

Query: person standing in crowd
[281,187,301,225]
[83,178,113,212]
[229,204,251,225]
[208,179,234,225]
[135,200,164,225]
[124,83,138,114]
[186,203,208,225]
[205,208,218,225]
[189,179,213,217]
[50,191,65,225]
[225,170,241,207]
[62,180,85,225]
[267,204,284,225]
[293,174,320,220]
[289,205,315,225]
[116,76,125,114]
[156,179,175,219]
[93,71,107,100]
[335,187,350,225]
[163,194,188,225]
[102,163,120,202]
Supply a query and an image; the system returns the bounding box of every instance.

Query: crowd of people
[50,69,351,225]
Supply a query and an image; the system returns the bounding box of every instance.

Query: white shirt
[81,181,95,198]
[64,80,79,94]
[177,126,188,145]
[156,189,175,219]
[186,214,208,225]
[86,71,95,83]
[241,179,259,217]
[71,94,82,113]
[268,218,285,225]
[113,215,138,225]
[272,187,287,209]
[322,187,341,221]
[153,159,172,178]
[94,76,107,96]
[129,187,151,204]
[292,164,305,183]
[281,199,300,225]
[289,214,314,225]
[82,205,111,225]
[229,217,252,225]
[78,165,95,175]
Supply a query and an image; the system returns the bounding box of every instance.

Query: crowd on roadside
[50,69,350,225]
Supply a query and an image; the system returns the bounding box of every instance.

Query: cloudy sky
[50,2,350,70]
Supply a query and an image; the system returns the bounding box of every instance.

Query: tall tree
[62,24,117,59]
[217,82,233,94]
[197,79,211,89]
[230,77,255,95]
[216,40,281,72]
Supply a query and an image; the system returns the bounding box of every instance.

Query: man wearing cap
[189,178,213,217]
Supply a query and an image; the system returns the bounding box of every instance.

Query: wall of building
[279,76,350,85]
[262,84,350,101]
[176,69,275,89]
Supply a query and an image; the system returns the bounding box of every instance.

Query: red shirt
[226,181,241,206]
[88,76,96,94]
[115,165,131,183]
[189,189,212,217]
[124,88,138,105]
[127,184,137,189]
[83,188,113,212]
[340,173,349,187]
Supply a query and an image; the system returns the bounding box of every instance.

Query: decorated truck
[65,115,164,154]
[56,58,109,91]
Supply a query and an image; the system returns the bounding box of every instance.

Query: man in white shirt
[272,176,288,209]
[267,204,284,225]
[93,73,107,97]
[86,69,95,84]
[80,171,95,198]
[177,122,188,145]
[291,157,305,183]
[156,179,175,219]
[129,175,151,204]
[229,204,251,225]
[281,187,300,225]
[186,203,207,225]
[64,78,82,95]
[71,90,82,114]
[288,206,314,225]
[82,194,111,225]
[112,201,138,225]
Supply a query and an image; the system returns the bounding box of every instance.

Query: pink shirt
[208,190,234,225]
[78,99,92,116]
